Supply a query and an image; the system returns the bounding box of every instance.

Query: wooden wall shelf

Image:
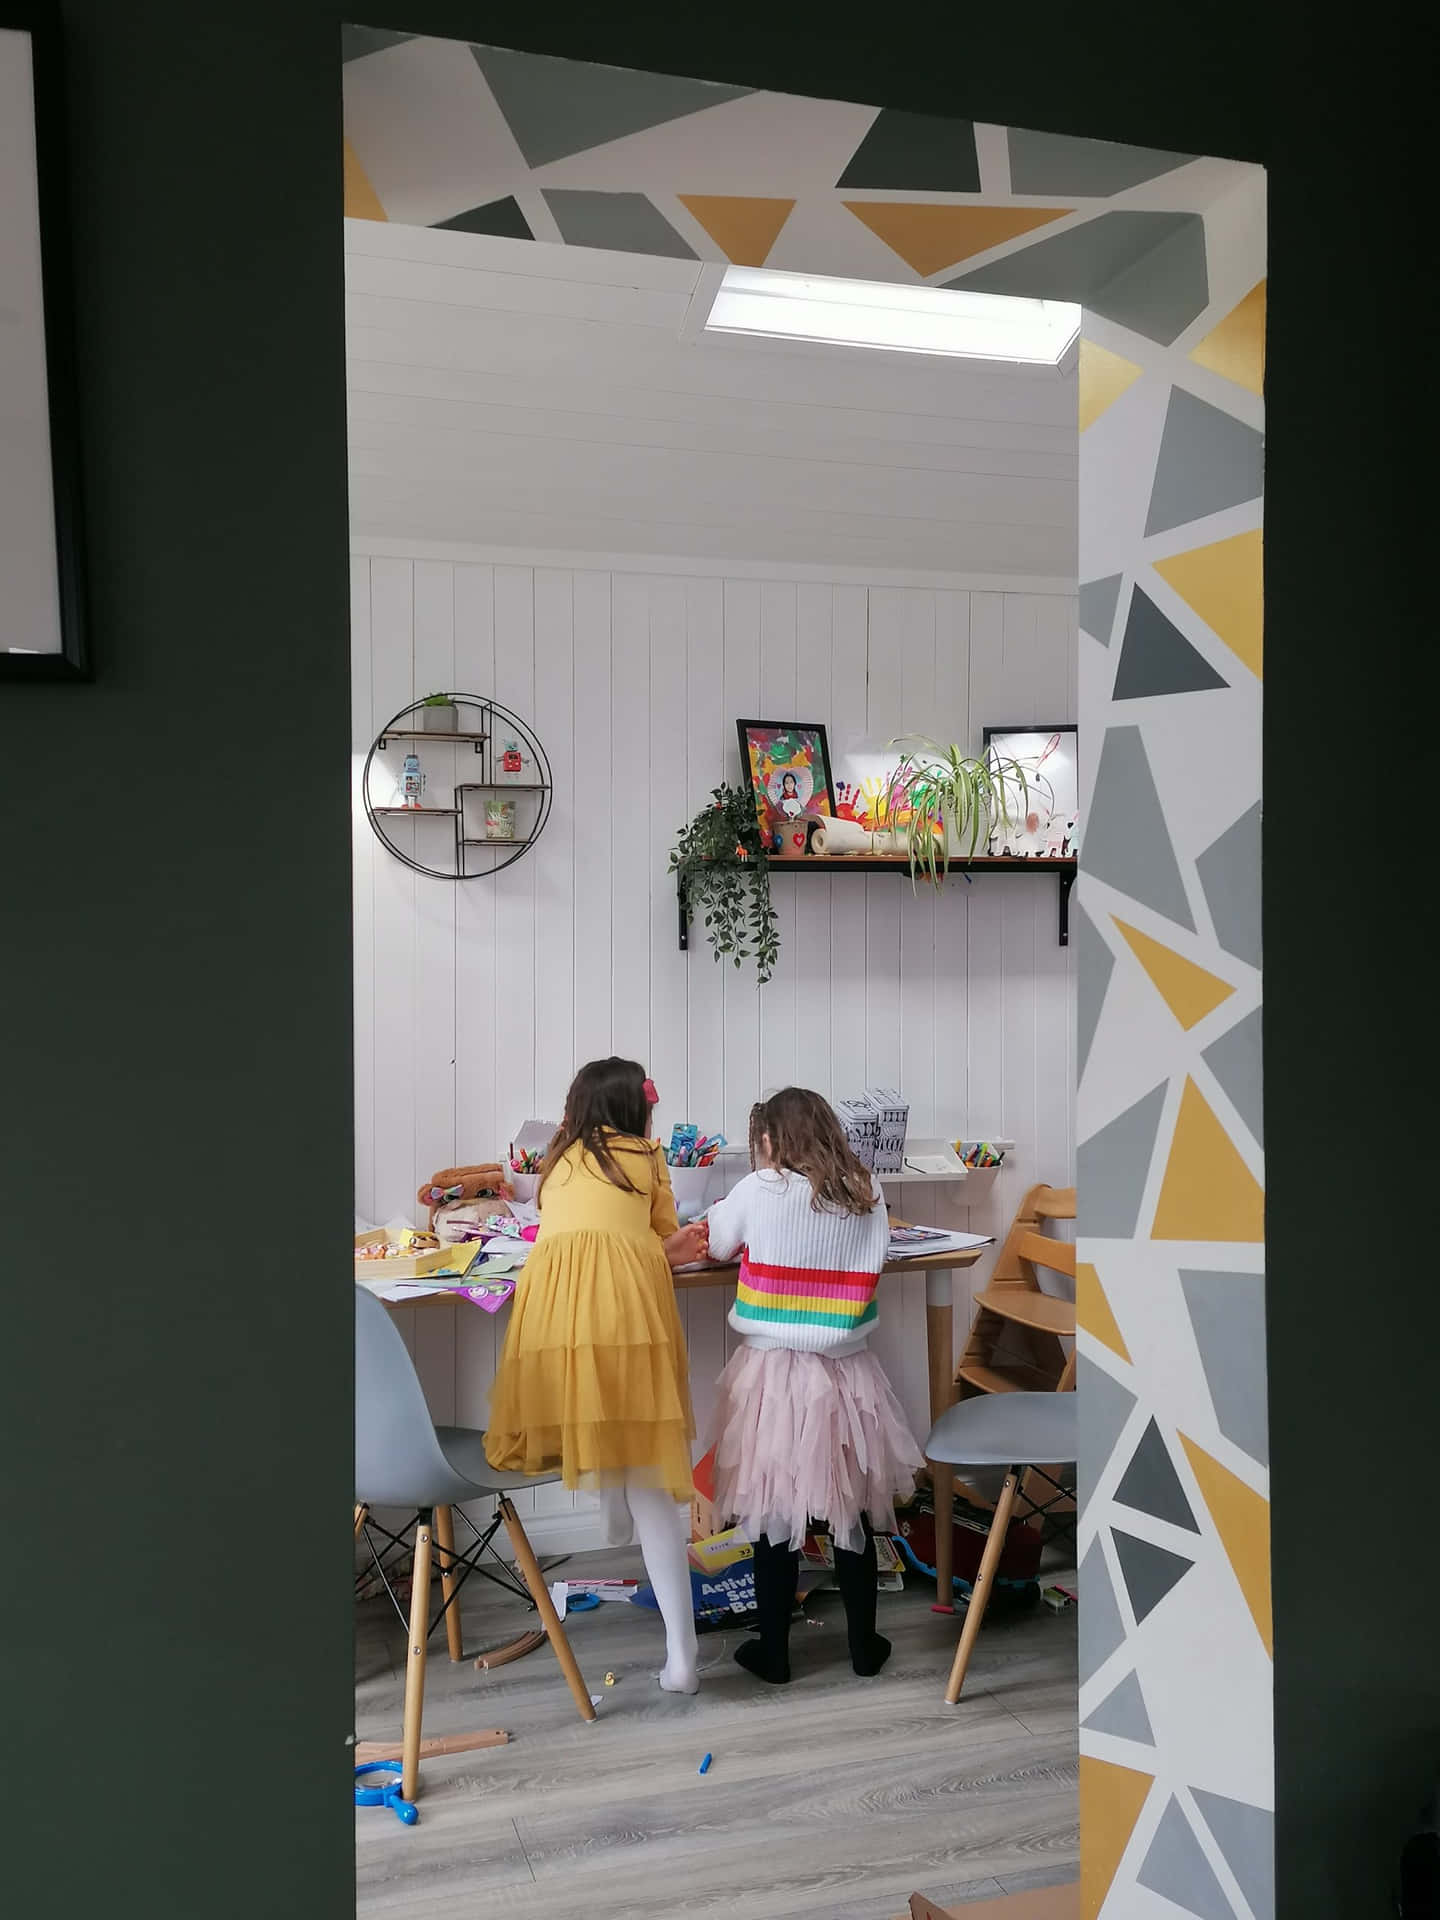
[677,855,1077,949]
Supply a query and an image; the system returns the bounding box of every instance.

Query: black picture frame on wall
[1,8,89,681]
[736,718,837,856]
[982,723,1079,857]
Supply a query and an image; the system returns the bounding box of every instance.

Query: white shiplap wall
[353,546,1076,1547]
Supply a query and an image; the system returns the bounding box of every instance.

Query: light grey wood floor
[355,1546,1078,1920]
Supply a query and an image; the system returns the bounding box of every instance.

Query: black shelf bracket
[1058,867,1075,947]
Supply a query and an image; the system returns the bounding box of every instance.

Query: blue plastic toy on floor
[355,1761,418,1826]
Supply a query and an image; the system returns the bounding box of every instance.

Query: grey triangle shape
[434,196,534,241]
[949,211,1208,345]
[1203,1005,1263,1147]
[1078,1538,1127,1685]
[1113,1528,1194,1623]
[1138,1796,1235,1920]
[1197,802,1261,969]
[836,109,980,192]
[1146,386,1265,537]
[1081,1668,1155,1746]
[1114,1419,1201,1533]
[1084,725,1195,931]
[1078,1356,1137,1508]
[1192,1789,1275,1919]
[1079,574,1123,647]
[472,44,751,171]
[1113,588,1229,700]
[1077,1082,1167,1240]
[1008,128,1196,196]
[342,27,414,62]
[1075,902,1114,1086]
[1180,1269,1269,1468]
[542,190,697,260]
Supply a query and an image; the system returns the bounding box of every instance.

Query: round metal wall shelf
[362,694,553,881]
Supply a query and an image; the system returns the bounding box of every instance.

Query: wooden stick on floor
[499,1498,596,1724]
[945,1467,1020,1705]
[433,1504,465,1663]
[356,1729,509,1765]
[400,1513,434,1801]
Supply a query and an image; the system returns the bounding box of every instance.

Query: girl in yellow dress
[486,1058,708,1693]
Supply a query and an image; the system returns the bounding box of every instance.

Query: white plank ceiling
[345,220,1078,576]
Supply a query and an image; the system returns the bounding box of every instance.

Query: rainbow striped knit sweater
[704,1168,889,1355]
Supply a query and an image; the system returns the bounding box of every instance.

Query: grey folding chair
[354,1286,595,1802]
[924,1390,1078,1705]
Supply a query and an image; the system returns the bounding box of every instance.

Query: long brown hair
[539,1057,652,1197]
[749,1087,875,1215]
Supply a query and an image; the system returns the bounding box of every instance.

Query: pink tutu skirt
[708,1344,925,1555]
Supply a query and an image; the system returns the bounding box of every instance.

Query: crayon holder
[668,1163,721,1221]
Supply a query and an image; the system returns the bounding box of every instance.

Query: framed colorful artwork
[981,725,1079,858]
[1,13,88,680]
[736,720,836,856]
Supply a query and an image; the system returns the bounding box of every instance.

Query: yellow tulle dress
[484,1134,695,1500]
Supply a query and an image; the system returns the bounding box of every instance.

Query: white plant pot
[667,1163,721,1221]
[423,704,458,732]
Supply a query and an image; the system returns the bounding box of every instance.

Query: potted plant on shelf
[887,738,1041,887]
[421,691,458,733]
[670,783,780,984]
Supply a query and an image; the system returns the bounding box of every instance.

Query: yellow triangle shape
[679,195,795,267]
[1113,920,1236,1031]
[1076,1263,1131,1364]
[1153,529,1264,681]
[843,201,1070,278]
[1152,1079,1264,1243]
[1180,1435,1272,1656]
[344,139,387,222]
[1189,280,1266,395]
[1079,338,1142,432]
[1080,1757,1154,1920]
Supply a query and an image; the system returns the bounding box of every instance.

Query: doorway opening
[344,31,1266,1920]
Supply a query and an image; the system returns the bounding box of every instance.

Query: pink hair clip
[642,1077,659,1105]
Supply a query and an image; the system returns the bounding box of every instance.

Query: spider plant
[886,738,1049,887]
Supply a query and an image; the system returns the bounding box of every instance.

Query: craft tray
[354,1228,452,1282]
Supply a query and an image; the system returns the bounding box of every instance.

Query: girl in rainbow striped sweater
[702,1087,924,1685]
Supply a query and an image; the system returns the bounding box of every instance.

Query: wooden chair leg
[945,1467,1020,1705]
[434,1504,464,1663]
[353,1503,368,1538]
[499,1497,597,1724]
[400,1513,434,1801]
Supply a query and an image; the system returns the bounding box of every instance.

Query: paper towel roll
[809,818,903,856]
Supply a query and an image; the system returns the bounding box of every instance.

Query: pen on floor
[698,1753,712,1776]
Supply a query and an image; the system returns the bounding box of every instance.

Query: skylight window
[702,267,1080,366]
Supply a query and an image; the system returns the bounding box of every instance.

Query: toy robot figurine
[401,752,425,809]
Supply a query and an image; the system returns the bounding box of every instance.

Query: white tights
[603,1477,699,1694]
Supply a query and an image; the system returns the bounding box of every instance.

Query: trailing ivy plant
[669,782,780,984]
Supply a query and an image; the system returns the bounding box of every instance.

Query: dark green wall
[4,7,1428,1916]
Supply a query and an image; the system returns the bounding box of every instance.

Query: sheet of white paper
[887,1229,994,1258]
[548,1580,568,1620]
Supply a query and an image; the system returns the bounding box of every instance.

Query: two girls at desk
[485,1059,922,1693]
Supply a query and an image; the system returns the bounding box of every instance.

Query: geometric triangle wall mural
[679,195,795,265]
[1153,528,1264,682]
[1188,279,1267,395]
[1152,1079,1265,1243]
[1113,919,1236,1031]
[844,201,1071,277]
[1180,1435,1273,1657]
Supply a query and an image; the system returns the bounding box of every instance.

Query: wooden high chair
[955,1183,1076,1525]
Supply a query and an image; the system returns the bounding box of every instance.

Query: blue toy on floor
[355,1761,418,1826]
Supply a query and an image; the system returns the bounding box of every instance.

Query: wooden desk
[386,1238,984,1612]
